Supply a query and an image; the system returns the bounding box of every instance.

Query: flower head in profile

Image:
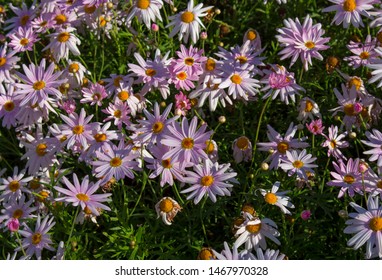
[259,181,295,215]
[322,0,375,28]
[155,197,182,226]
[276,15,330,71]
[166,0,213,44]
[344,195,382,259]
[232,136,252,163]
[297,97,321,122]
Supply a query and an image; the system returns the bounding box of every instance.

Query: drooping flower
[155,197,182,226]
[232,136,252,163]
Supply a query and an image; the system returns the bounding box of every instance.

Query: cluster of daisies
[0,0,381,260]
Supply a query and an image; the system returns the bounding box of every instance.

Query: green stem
[15,232,27,257]
[65,206,80,257]
[320,157,331,194]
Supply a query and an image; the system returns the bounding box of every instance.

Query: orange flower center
[4,101,15,112]
[198,248,215,260]
[13,209,23,219]
[305,100,314,112]
[20,38,29,46]
[84,5,96,14]
[205,58,216,71]
[277,141,289,154]
[20,15,29,26]
[9,180,20,192]
[33,81,46,90]
[181,137,194,149]
[113,76,123,87]
[159,198,174,212]
[343,0,356,12]
[37,190,50,202]
[247,30,257,41]
[94,133,107,142]
[69,63,79,73]
[76,193,89,202]
[137,0,150,9]
[99,16,107,27]
[31,233,42,245]
[176,71,187,80]
[377,180,382,189]
[230,74,242,84]
[246,223,262,234]
[264,193,277,204]
[348,77,362,91]
[344,103,356,116]
[29,179,41,190]
[145,68,156,77]
[55,14,67,24]
[114,110,122,118]
[330,140,337,149]
[118,91,129,101]
[161,158,172,169]
[72,125,84,135]
[369,217,382,232]
[343,174,355,184]
[205,140,215,154]
[236,56,247,64]
[201,175,214,187]
[185,57,194,66]
[57,32,70,43]
[0,57,6,67]
[292,160,304,169]
[152,121,164,133]
[236,136,250,150]
[305,41,315,49]
[110,157,122,167]
[181,11,194,23]
[359,51,370,59]
[35,143,48,156]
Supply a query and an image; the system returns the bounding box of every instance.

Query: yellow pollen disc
[247,30,257,41]
[29,179,41,190]
[377,180,382,189]
[69,63,79,73]
[0,57,6,67]
[343,174,355,184]
[348,77,362,91]
[264,192,278,204]
[137,0,150,9]
[369,217,382,232]
[201,175,214,187]
[55,14,67,24]
[159,198,174,212]
[181,137,194,149]
[72,125,84,135]
[31,233,42,245]
[205,140,215,154]
[359,51,370,59]
[377,32,382,44]
[305,100,314,112]
[198,248,215,260]
[113,76,123,87]
[76,193,89,201]
[330,140,337,149]
[161,158,172,169]
[110,157,122,167]
[39,20,48,27]
[84,5,96,14]
[20,38,29,46]
[236,56,248,64]
[99,16,106,27]
[292,160,304,168]
[84,206,92,215]
[277,141,289,154]
[205,58,216,71]
[242,205,256,216]
[176,71,187,80]
[57,32,70,43]
[60,135,67,142]
[185,57,194,66]
[343,0,356,12]
[246,223,262,234]
[0,6,3,13]
[113,110,121,118]
[230,74,242,84]
[4,101,15,112]
[37,190,49,202]
[9,181,20,192]
[145,68,156,77]
[181,11,195,23]
[233,217,245,227]
[118,91,129,101]
[236,136,249,150]
[33,81,46,90]
[12,209,23,219]
[152,121,164,133]
[94,133,107,142]
[305,41,315,49]
[35,143,48,156]
[344,103,356,116]
[20,15,29,26]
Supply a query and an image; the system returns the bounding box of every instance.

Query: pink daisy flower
[276,15,330,71]
[322,0,375,28]
[322,125,349,160]
[4,2,35,34]
[362,129,382,167]
[175,92,192,116]
[0,194,37,227]
[43,26,81,61]
[8,26,39,53]
[0,167,32,202]
[279,149,318,180]
[80,82,108,106]
[54,173,112,216]
[0,43,20,83]
[344,35,379,69]
[0,84,20,129]
[306,119,325,135]
[171,44,206,76]
[102,100,131,130]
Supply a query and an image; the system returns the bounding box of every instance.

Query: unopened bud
[349,132,357,139]
[214,8,221,15]
[261,162,269,171]
[338,210,348,218]
[218,116,226,124]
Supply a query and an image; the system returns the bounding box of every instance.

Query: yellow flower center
[330,140,337,149]
[29,179,41,190]
[72,125,84,135]
[137,0,150,9]
[152,121,164,133]
[114,110,121,118]
[377,180,382,189]
[20,38,29,46]
[359,51,370,59]
[377,32,382,45]
[161,158,172,169]
[247,30,257,41]
[292,160,304,169]
[33,81,46,90]
[20,15,29,26]
[277,141,289,154]
[37,190,50,202]
[264,192,278,204]
[348,77,362,91]
[31,233,42,245]
[9,181,20,192]
[0,57,6,67]
[159,198,174,212]
[305,41,315,49]
[246,223,262,234]
[4,101,15,112]
[110,157,122,167]
[145,68,156,77]
[55,14,67,24]
[201,175,214,187]
[185,57,194,66]
[84,5,96,14]
[181,137,194,149]
[118,91,129,101]
[60,135,67,142]
[236,56,247,64]
[305,100,314,112]
[230,74,242,84]
[113,76,123,87]
[205,140,215,154]
[205,58,216,71]
[236,136,250,150]
[198,248,215,260]
[99,16,107,27]
[76,193,89,201]
[69,63,79,73]
[13,209,23,219]
[344,103,356,116]
[369,217,382,232]
[343,0,356,12]
[343,174,355,184]
[176,71,187,80]
[94,133,107,142]
[35,143,48,156]
[181,11,195,23]
[84,206,92,215]
[57,32,70,43]
[242,204,256,216]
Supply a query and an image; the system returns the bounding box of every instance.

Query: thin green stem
[15,232,27,257]
[65,206,80,257]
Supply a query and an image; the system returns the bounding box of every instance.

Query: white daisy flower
[259,181,295,215]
